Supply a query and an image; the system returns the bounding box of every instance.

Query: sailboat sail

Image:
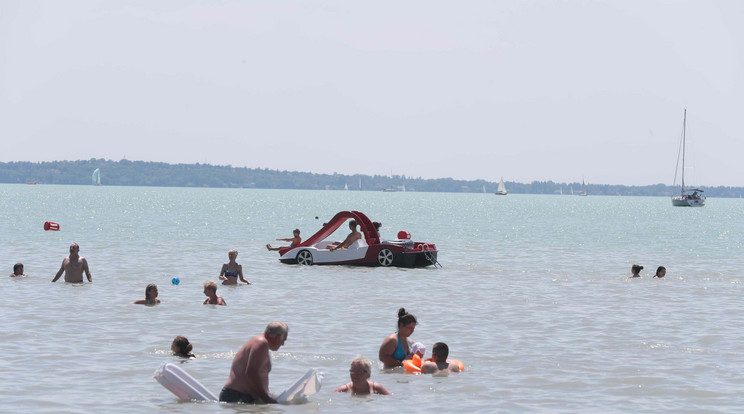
[92,168,101,185]
[495,177,507,195]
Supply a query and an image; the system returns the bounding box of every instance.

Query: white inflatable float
[154,362,323,404]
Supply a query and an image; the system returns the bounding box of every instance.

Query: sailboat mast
[681,108,687,191]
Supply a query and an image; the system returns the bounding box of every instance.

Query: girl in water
[171,336,195,359]
[133,284,160,305]
[378,308,417,368]
[219,250,251,285]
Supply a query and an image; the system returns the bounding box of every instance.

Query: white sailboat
[92,168,101,185]
[578,179,587,196]
[671,109,705,206]
[494,177,507,195]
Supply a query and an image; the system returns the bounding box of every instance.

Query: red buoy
[44,221,60,231]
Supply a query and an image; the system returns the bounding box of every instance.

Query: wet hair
[293,228,300,235]
[13,263,23,273]
[172,336,194,358]
[631,264,643,274]
[372,222,382,231]
[146,284,158,298]
[349,220,357,228]
[265,321,289,338]
[655,266,666,276]
[397,308,417,328]
[228,249,238,257]
[70,242,80,250]
[432,342,449,360]
[350,356,372,375]
[203,281,217,292]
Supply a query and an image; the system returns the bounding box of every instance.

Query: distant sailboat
[494,177,507,195]
[92,168,101,185]
[482,184,486,193]
[578,179,587,196]
[344,183,348,191]
[671,109,705,206]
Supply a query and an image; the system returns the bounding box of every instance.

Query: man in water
[52,242,92,283]
[329,220,362,251]
[421,342,460,374]
[220,322,288,404]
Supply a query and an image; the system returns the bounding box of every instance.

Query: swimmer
[629,264,643,278]
[266,229,301,251]
[335,356,390,395]
[421,342,460,375]
[171,336,195,359]
[203,281,226,305]
[52,242,92,283]
[219,250,251,285]
[10,263,28,277]
[133,284,160,305]
[379,308,417,368]
[653,266,666,278]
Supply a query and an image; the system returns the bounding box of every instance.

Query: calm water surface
[1,185,743,413]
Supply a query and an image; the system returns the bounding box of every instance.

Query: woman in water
[335,356,389,395]
[171,336,195,359]
[378,308,417,368]
[629,264,643,278]
[133,284,160,305]
[653,266,666,278]
[219,249,251,285]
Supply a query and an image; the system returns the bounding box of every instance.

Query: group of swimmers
[166,308,461,403]
[630,264,666,278]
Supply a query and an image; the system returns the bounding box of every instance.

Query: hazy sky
[1,1,742,186]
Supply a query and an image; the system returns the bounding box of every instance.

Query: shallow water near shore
[2,184,744,413]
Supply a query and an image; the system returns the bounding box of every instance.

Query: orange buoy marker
[44,221,60,231]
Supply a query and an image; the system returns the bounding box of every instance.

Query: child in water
[9,263,28,277]
[654,266,666,278]
[171,336,195,359]
[629,264,643,278]
[203,281,226,305]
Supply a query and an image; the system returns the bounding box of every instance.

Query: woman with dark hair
[653,266,666,278]
[133,284,160,305]
[629,264,643,278]
[378,308,417,368]
[171,336,195,359]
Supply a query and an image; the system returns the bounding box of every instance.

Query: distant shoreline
[2,159,742,198]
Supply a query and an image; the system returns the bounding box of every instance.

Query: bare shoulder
[334,383,351,392]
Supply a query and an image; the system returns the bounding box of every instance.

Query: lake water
[2,184,743,413]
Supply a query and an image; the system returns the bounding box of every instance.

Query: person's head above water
[145,283,158,299]
[13,263,24,275]
[655,266,666,278]
[171,336,194,358]
[631,264,643,274]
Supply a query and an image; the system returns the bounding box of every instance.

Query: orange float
[403,354,465,373]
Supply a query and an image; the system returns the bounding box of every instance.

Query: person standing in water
[220,321,288,404]
[10,263,29,277]
[378,308,417,368]
[219,250,251,285]
[203,281,226,305]
[133,284,160,305]
[52,243,92,283]
[335,356,390,395]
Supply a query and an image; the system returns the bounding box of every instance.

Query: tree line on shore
[1,159,742,198]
